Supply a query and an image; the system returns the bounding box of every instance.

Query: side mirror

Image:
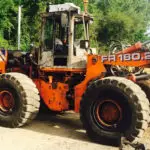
[61,13,68,28]
[80,40,90,49]
[30,43,34,48]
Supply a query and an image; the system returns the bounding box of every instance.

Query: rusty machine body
[0,1,150,143]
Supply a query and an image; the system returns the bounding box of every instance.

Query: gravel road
[0,111,149,150]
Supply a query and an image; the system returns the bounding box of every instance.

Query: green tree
[0,0,149,51]
[95,0,150,46]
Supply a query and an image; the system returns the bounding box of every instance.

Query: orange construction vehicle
[0,1,149,143]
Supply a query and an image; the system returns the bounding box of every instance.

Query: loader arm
[102,41,150,67]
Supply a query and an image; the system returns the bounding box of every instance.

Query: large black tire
[0,73,40,127]
[80,77,149,143]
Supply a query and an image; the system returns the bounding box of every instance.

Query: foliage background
[0,0,150,52]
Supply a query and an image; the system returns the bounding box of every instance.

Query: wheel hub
[96,100,122,128]
[0,91,14,113]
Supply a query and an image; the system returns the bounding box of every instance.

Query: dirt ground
[0,111,149,150]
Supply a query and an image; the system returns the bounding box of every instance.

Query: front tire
[80,77,149,142]
[0,73,40,127]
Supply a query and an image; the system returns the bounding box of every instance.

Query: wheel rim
[0,91,15,113]
[93,99,122,130]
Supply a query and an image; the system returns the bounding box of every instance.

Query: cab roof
[48,3,80,14]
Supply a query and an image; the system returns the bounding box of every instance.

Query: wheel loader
[0,0,149,144]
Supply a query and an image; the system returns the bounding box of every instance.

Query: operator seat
[54,38,64,54]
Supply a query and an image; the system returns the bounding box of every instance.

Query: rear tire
[0,73,40,127]
[80,77,149,143]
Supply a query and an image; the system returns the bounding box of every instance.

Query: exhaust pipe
[83,0,88,14]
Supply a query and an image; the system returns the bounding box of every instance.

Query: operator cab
[40,3,93,69]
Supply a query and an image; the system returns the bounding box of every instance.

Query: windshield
[42,15,68,51]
